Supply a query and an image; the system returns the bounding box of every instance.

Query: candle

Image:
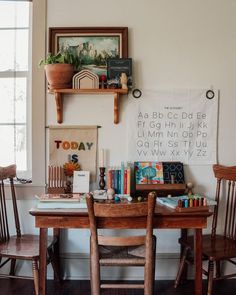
[99,149,105,167]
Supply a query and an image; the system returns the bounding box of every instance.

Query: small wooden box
[175,206,209,213]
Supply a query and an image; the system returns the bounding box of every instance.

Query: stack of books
[35,193,87,209]
[107,162,131,196]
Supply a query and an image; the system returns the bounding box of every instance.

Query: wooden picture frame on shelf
[49,27,128,77]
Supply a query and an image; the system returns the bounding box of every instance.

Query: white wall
[8,0,236,280]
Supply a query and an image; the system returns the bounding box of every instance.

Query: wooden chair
[174,164,236,295]
[0,164,60,295]
[86,192,157,295]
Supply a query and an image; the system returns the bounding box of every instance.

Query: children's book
[162,162,185,184]
[134,162,164,185]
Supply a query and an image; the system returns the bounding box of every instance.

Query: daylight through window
[0,0,32,178]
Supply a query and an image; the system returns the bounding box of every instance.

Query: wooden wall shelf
[135,183,187,197]
[50,88,128,124]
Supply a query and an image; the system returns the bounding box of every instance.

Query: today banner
[49,125,98,181]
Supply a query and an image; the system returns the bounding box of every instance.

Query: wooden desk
[29,204,212,295]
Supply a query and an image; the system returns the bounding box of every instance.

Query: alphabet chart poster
[49,126,98,181]
[127,89,218,164]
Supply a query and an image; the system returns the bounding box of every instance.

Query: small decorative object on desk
[93,190,107,200]
[63,161,81,194]
[107,188,115,200]
[99,167,106,190]
[156,194,216,212]
[99,74,107,89]
[186,182,194,196]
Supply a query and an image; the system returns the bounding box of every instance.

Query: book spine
[117,169,121,194]
[120,162,125,194]
[111,169,115,190]
[127,167,131,195]
[107,168,113,189]
[124,168,127,194]
[114,168,118,193]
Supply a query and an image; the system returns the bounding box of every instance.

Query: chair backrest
[0,164,21,242]
[212,164,236,239]
[86,192,157,248]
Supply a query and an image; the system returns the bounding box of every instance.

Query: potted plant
[39,49,80,90]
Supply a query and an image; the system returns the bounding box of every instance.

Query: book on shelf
[134,161,185,185]
[107,58,132,89]
[134,162,164,185]
[162,162,185,184]
[35,194,87,209]
[107,163,131,195]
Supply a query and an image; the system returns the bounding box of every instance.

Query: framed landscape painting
[49,27,128,76]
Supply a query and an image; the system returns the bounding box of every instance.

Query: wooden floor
[0,279,236,295]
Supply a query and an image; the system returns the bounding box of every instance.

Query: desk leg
[39,228,48,295]
[194,228,202,295]
[180,228,188,282]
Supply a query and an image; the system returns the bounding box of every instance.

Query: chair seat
[179,234,236,260]
[99,245,146,266]
[0,234,56,259]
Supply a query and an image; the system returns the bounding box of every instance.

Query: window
[0,0,32,179]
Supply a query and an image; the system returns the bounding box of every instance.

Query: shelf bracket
[114,92,119,124]
[52,89,127,124]
[55,92,63,124]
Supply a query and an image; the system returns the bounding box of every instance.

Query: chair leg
[90,243,100,295]
[152,236,156,295]
[48,246,61,282]
[215,261,221,278]
[9,258,16,276]
[144,235,157,295]
[174,246,189,288]
[32,259,39,295]
[207,260,214,295]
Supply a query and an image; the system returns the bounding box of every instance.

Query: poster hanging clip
[206,89,215,99]
[132,88,142,99]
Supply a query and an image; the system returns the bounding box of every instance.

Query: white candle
[99,149,105,167]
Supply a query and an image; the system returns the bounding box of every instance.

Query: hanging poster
[49,125,98,181]
[127,89,218,164]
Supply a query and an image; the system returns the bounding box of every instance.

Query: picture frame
[49,27,128,76]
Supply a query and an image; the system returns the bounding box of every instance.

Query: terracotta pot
[45,64,74,90]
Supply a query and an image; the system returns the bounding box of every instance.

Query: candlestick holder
[99,167,106,190]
